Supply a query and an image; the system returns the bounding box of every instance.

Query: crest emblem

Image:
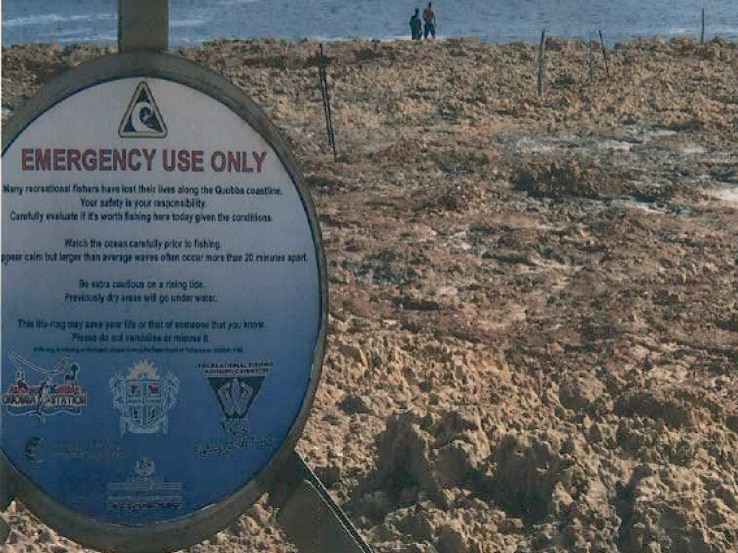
[3,353,87,421]
[134,456,156,478]
[118,81,167,138]
[110,361,179,436]
[205,363,271,436]
[107,456,183,511]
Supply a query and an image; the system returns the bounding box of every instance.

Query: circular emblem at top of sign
[1,52,326,552]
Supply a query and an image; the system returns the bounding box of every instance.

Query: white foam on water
[170,17,212,29]
[4,13,113,28]
[216,0,262,5]
[55,32,116,44]
[4,0,738,48]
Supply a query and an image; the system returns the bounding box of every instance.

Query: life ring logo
[109,360,179,436]
[2,353,87,422]
[118,81,167,139]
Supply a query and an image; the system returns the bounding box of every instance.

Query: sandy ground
[2,35,738,553]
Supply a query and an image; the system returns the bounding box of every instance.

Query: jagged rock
[558,374,604,412]
[436,523,468,553]
[614,391,692,429]
[491,433,571,524]
[616,464,738,553]
[339,393,373,414]
[339,342,368,365]
[37,529,55,543]
[367,408,491,504]
[3,35,738,553]
[725,414,738,434]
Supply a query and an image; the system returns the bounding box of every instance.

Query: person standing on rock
[423,2,436,39]
[409,8,422,40]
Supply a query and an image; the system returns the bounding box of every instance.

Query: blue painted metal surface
[1,74,323,528]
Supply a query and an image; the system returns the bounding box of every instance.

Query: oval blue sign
[2,68,324,532]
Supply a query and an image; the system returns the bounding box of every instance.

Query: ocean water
[2,0,737,47]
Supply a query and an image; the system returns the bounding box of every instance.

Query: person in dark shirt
[423,2,436,39]
[409,8,422,40]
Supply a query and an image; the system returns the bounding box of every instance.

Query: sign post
[118,0,168,52]
[0,2,371,552]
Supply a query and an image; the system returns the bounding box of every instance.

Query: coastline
[3,36,738,553]
[4,34,737,127]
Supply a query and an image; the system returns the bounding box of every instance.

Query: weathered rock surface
[2,35,738,553]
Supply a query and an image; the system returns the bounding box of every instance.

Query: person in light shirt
[423,2,436,39]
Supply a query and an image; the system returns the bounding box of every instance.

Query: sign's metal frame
[0,51,329,553]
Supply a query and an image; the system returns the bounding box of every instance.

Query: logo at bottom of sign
[110,360,180,436]
[204,362,272,436]
[195,362,279,457]
[107,457,183,512]
[2,353,88,421]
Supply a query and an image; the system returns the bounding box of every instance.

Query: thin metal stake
[317,46,329,145]
[537,29,546,97]
[271,451,373,553]
[317,44,338,161]
[599,30,610,80]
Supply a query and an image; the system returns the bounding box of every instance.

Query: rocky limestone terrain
[2,35,738,553]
